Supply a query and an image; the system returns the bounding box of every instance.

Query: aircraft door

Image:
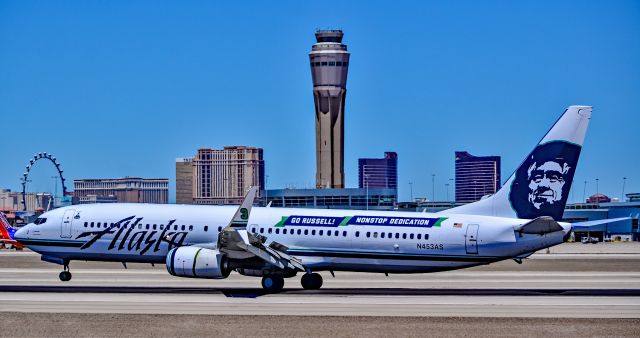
[61,209,75,238]
[465,224,479,254]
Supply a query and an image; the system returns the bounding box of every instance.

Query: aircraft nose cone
[14,226,27,241]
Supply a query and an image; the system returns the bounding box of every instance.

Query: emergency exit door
[465,224,479,254]
[61,209,75,238]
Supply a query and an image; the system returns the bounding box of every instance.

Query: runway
[1,244,639,336]
[1,244,639,319]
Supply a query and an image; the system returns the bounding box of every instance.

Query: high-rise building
[178,146,264,205]
[73,177,169,204]
[358,152,398,190]
[175,158,194,204]
[455,151,501,203]
[310,30,350,189]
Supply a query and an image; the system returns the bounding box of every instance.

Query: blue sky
[1,0,638,203]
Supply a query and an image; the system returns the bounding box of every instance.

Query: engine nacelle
[166,246,231,279]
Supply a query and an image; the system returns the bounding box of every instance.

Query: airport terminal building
[263,188,397,210]
[563,193,640,241]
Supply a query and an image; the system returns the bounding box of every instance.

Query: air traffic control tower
[310,30,350,189]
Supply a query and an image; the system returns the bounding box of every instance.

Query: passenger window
[388,233,392,239]
[373,232,378,238]
[410,234,414,239]
[275,228,280,234]
[181,225,185,231]
[327,231,331,236]
[395,233,400,239]
[402,233,407,239]
[268,228,273,234]
[90,222,94,228]
[355,231,360,237]
[84,222,88,227]
[204,226,208,232]
[153,224,157,230]
[218,226,222,232]
[304,229,308,235]
[319,230,323,236]
[312,230,316,236]
[381,233,385,238]
[366,232,370,238]
[425,234,430,240]
[283,229,288,234]
[334,230,339,236]
[146,224,150,230]
[417,234,422,240]
[139,224,143,229]
[189,225,193,231]
[173,225,178,231]
[343,231,347,237]
[98,222,102,227]
[260,228,264,234]
[297,229,302,235]
[160,224,164,230]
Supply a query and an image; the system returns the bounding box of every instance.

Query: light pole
[583,180,587,202]
[596,178,599,198]
[449,178,454,202]
[622,177,627,202]
[51,175,59,207]
[265,175,269,206]
[408,182,413,202]
[366,178,369,211]
[445,183,450,202]
[361,165,371,210]
[431,174,435,202]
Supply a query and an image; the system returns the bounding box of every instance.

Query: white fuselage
[16,203,568,274]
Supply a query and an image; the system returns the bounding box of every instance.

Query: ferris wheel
[21,152,68,211]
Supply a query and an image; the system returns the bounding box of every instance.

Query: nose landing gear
[59,262,72,282]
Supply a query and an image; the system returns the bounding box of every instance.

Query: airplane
[0,211,24,249]
[14,105,626,291]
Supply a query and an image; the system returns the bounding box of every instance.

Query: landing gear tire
[59,271,72,282]
[261,275,284,292]
[301,272,323,290]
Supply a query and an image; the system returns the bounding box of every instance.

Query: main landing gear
[59,262,72,282]
[301,272,323,290]
[260,272,324,292]
[261,275,284,292]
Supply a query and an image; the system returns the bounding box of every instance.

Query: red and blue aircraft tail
[0,211,18,241]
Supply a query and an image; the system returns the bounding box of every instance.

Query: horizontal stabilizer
[515,216,564,235]
[571,217,630,230]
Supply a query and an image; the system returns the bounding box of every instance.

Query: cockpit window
[34,218,47,225]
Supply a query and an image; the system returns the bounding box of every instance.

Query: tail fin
[0,212,16,239]
[445,105,592,220]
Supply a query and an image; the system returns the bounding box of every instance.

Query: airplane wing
[214,187,306,272]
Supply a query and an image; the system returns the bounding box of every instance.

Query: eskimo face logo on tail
[509,141,581,220]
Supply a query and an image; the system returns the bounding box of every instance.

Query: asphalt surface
[1,243,639,336]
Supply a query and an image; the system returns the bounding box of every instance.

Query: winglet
[228,186,258,228]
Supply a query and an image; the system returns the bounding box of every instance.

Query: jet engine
[166,246,231,279]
